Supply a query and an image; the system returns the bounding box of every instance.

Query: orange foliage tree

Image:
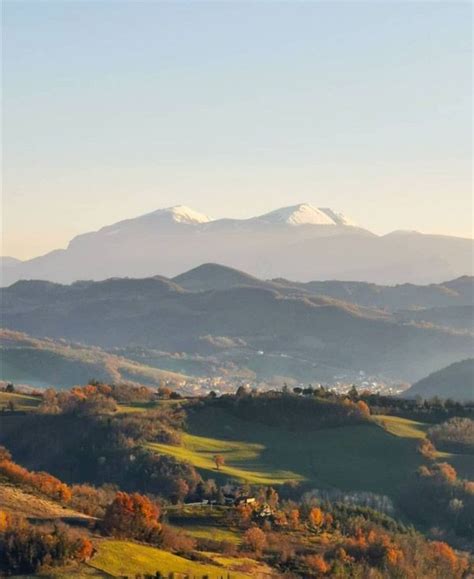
[243,526,267,554]
[305,554,330,575]
[356,400,370,417]
[0,448,72,502]
[308,507,324,529]
[430,541,468,577]
[101,491,162,543]
[288,508,300,529]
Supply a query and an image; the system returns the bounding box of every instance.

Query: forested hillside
[2,274,472,383]
[0,329,186,388]
[404,359,474,402]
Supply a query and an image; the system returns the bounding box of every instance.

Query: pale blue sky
[3,0,472,258]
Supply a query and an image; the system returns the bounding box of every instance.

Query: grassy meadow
[148,406,427,496]
[374,414,474,480]
[0,391,41,412]
[88,540,264,578]
[149,406,474,496]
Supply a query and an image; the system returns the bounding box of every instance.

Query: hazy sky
[3,1,472,259]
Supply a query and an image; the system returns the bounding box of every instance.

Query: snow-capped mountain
[1,203,472,285]
[253,204,345,226]
[142,205,211,224]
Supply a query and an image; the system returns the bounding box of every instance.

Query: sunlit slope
[89,540,262,578]
[149,406,424,496]
[0,329,187,388]
[375,414,474,480]
[0,391,41,412]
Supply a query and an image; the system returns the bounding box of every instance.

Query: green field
[374,414,474,480]
[373,415,429,439]
[117,399,185,414]
[148,406,427,496]
[168,506,242,545]
[0,391,41,412]
[88,540,254,578]
[173,523,241,545]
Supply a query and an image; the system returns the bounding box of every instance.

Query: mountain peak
[255,203,354,226]
[150,205,211,224]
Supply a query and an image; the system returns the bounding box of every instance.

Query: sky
[2,0,472,260]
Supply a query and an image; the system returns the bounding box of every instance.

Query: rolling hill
[394,305,473,333]
[403,359,474,401]
[148,405,423,496]
[178,265,474,331]
[1,273,473,384]
[1,276,473,381]
[148,399,473,494]
[0,329,187,389]
[272,274,473,311]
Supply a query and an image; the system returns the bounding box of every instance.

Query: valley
[1,267,472,392]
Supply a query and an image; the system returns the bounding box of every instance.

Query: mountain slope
[395,305,474,332]
[2,203,471,285]
[174,264,473,332]
[403,359,474,401]
[0,329,186,388]
[274,274,474,310]
[1,276,472,382]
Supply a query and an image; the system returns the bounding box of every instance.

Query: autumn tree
[308,506,324,529]
[0,451,72,502]
[236,502,254,527]
[101,491,162,543]
[305,554,330,575]
[0,517,95,574]
[213,454,225,470]
[356,400,370,417]
[288,508,300,530]
[429,541,468,577]
[170,478,190,504]
[76,538,94,561]
[265,486,279,508]
[243,526,267,555]
[417,438,437,461]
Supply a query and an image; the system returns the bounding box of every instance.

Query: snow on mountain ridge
[149,205,211,224]
[136,203,357,227]
[254,203,338,226]
[318,208,357,227]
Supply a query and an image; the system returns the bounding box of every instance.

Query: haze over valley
[1,263,473,398]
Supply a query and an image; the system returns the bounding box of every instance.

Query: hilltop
[404,359,474,402]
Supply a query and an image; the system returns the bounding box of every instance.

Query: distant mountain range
[2,203,472,285]
[177,263,474,309]
[1,264,472,384]
[403,359,474,401]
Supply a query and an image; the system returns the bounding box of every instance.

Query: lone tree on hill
[213,454,225,470]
